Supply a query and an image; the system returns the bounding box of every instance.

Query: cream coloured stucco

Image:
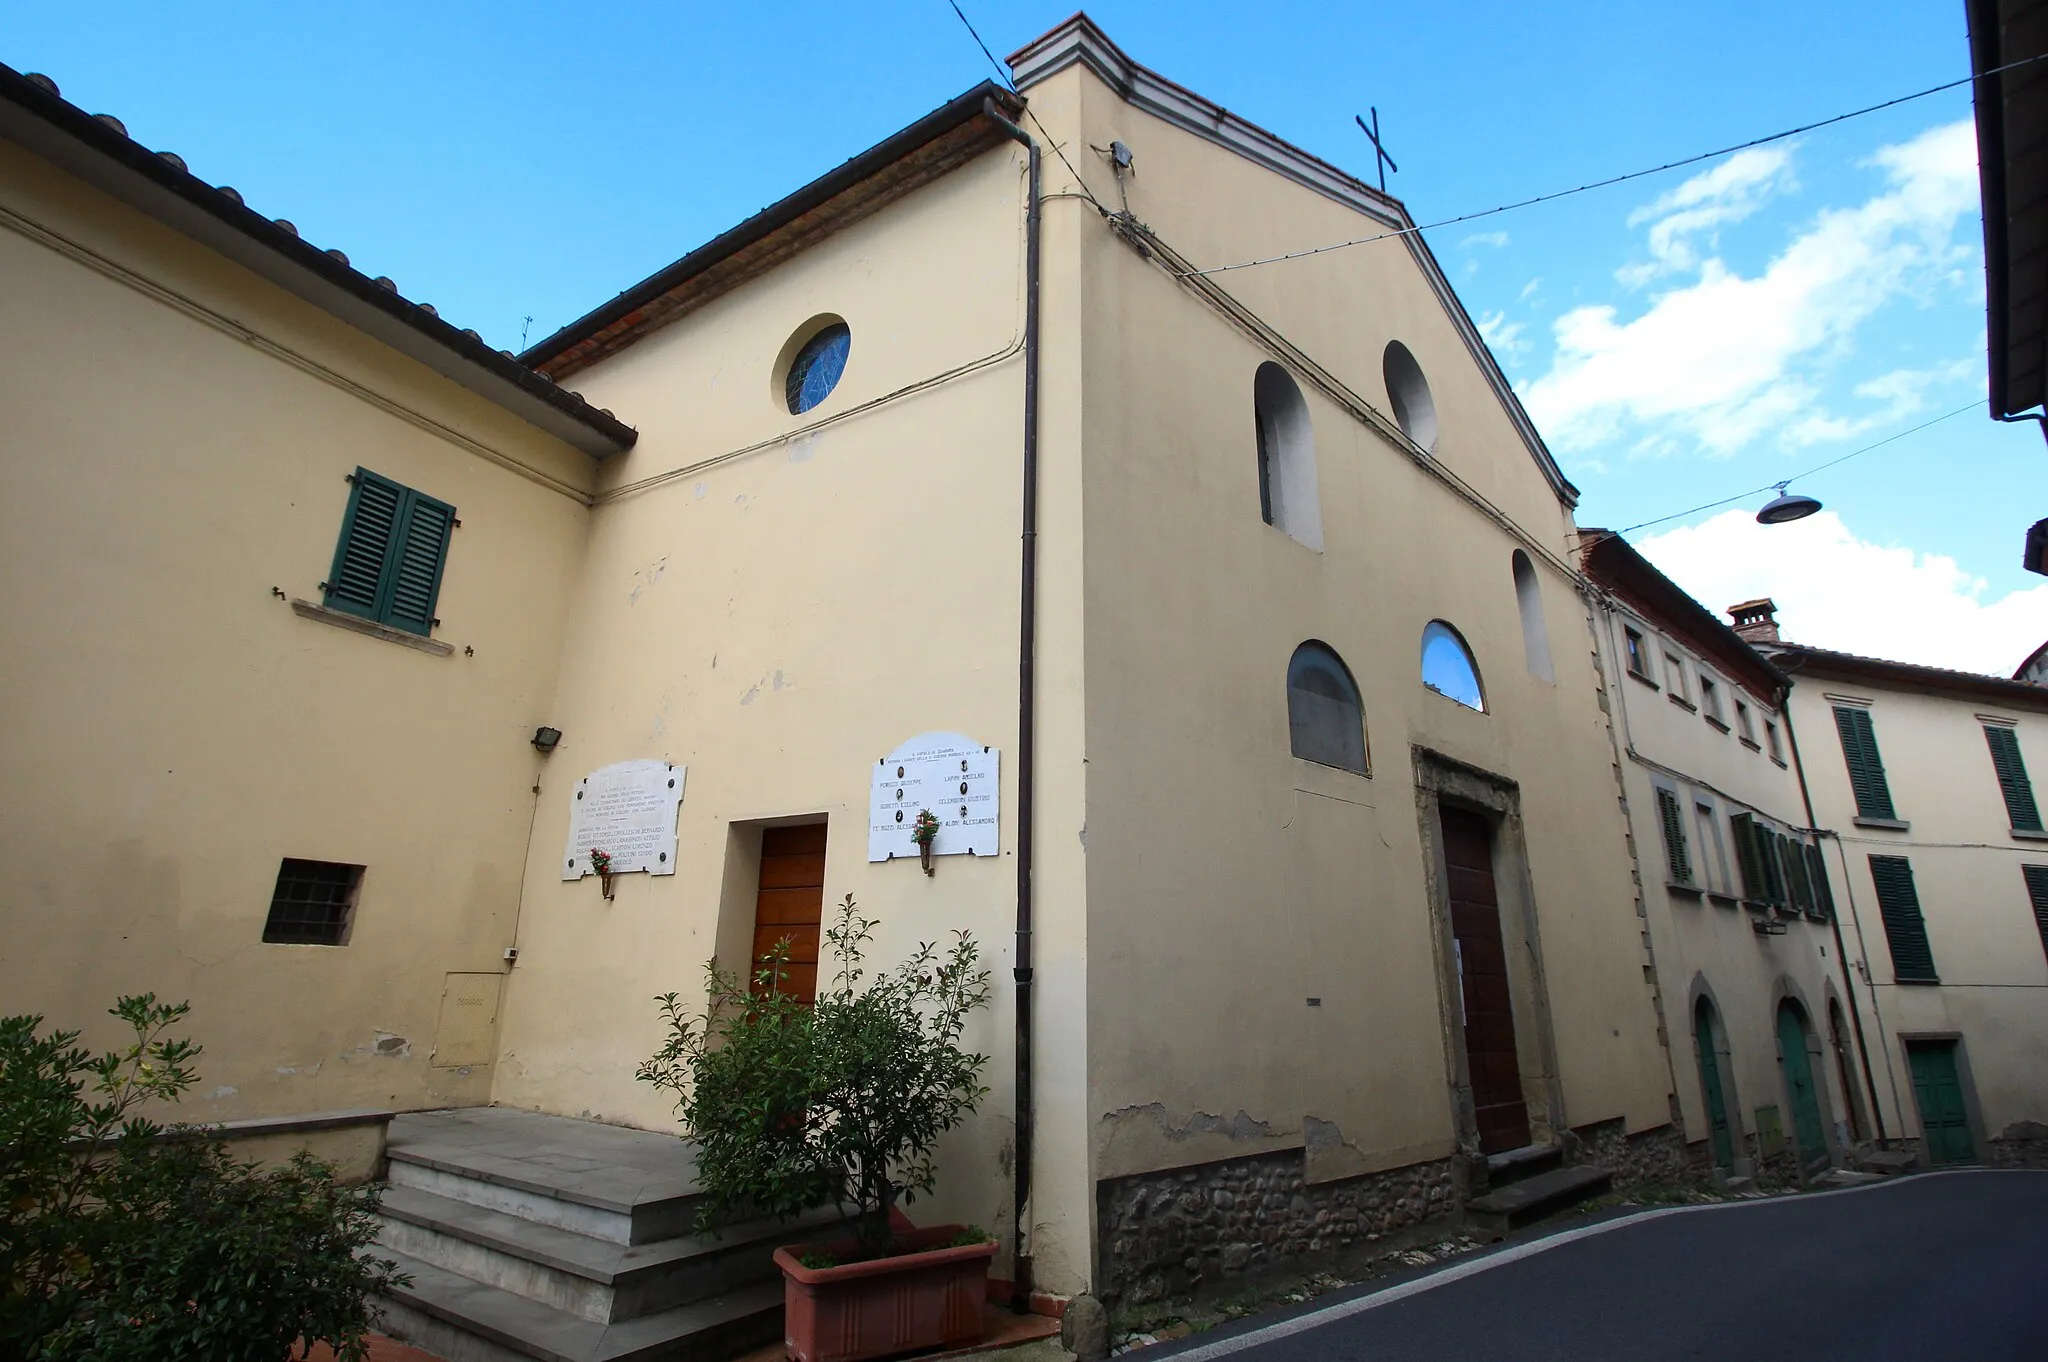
[0,138,594,1119]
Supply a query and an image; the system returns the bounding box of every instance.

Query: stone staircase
[1462,1143,1613,1240]
[370,1107,849,1362]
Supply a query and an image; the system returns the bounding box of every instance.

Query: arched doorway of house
[1693,999,1736,1171]
[1776,1000,1829,1173]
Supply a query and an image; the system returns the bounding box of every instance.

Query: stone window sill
[292,599,453,657]
[1628,669,1659,690]
[1853,816,1910,831]
[1739,737,1761,752]
[1770,755,1788,769]
[1666,881,1705,898]
[2010,827,2048,842]
[1704,716,1730,732]
[1707,892,1742,910]
[1893,976,1941,986]
[1668,694,1697,712]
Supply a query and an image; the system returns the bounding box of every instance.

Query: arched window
[1253,363,1322,550]
[1383,341,1438,453]
[1421,621,1485,712]
[1287,641,1366,773]
[1511,550,1554,682]
[783,318,851,414]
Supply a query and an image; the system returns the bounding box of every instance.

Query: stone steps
[1463,1163,1613,1239]
[370,1107,849,1362]
[1483,1143,1563,1189]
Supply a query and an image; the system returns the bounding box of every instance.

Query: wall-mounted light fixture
[531,727,562,754]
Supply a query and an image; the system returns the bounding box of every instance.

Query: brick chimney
[1728,598,1780,644]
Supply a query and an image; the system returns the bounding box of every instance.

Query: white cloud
[1524,120,1980,456]
[1781,354,1979,443]
[1477,309,1529,360]
[1462,230,1510,249]
[1617,146,1795,286]
[1634,509,2048,675]
[1519,276,1543,301]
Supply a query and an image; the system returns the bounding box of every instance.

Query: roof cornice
[1007,13,1577,506]
[1578,530,1789,702]
[1763,642,2048,709]
[0,62,635,457]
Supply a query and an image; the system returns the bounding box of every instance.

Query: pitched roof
[0,62,635,458]
[1578,530,1789,702]
[521,83,1026,381]
[1007,13,1578,508]
[1968,0,2048,417]
[1758,640,2048,709]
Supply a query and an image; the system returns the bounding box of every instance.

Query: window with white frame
[1699,674,1725,726]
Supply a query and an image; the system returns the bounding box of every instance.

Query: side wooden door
[1695,1003,1735,1170]
[1440,806,1531,1154]
[752,824,827,1003]
[1907,1041,1976,1166]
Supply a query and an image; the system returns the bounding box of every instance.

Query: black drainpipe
[984,97,1042,1313]
[1779,670,1888,1143]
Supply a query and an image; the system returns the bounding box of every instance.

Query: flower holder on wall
[590,848,615,900]
[911,810,939,877]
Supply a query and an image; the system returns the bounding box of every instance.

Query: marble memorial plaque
[868,731,999,862]
[563,759,686,879]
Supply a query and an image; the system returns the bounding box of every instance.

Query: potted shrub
[638,894,994,1362]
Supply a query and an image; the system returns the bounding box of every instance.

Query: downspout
[985,97,1042,1314]
[1779,680,1888,1143]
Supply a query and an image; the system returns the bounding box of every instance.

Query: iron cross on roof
[1354,107,1398,194]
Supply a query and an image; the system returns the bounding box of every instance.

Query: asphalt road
[1148,1170,2048,1362]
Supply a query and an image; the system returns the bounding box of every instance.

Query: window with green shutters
[2023,865,2048,964]
[1730,813,1766,902]
[1868,854,1937,983]
[1655,787,1692,885]
[1833,705,1898,821]
[1984,726,2043,832]
[1783,834,1813,915]
[323,468,456,637]
[1804,843,1835,921]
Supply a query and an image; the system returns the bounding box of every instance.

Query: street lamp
[1756,482,1822,525]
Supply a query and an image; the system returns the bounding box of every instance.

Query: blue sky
[10,1,2041,669]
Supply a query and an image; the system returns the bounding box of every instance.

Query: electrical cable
[1605,401,1978,538]
[1180,48,2048,278]
[941,0,1113,216]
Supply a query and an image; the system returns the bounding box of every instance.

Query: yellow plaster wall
[0,139,592,1120]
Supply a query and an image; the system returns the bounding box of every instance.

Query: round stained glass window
[784,321,851,414]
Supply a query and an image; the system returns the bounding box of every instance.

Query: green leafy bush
[638,894,991,1258]
[0,995,404,1361]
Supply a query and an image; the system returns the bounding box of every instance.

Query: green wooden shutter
[324,469,404,620]
[1758,830,1787,907]
[1730,814,1765,901]
[1833,706,1897,820]
[382,489,456,636]
[1784,835,1814,915]
[1805,843,1835,921]
[1868,855,1937,982]
[1655,788,1692,885]
[1985,726,2043,832]
[2023,865,2048,965]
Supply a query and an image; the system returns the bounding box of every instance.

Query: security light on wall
[1756,482,1822,525]
[531,726,562,754]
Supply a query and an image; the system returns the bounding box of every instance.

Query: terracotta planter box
[773,1224,996,1362]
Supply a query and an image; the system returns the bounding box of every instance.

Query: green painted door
[1695,1006,1735,1169]
[1908,1042,1976,1165]
[1777,1004,1827,1170]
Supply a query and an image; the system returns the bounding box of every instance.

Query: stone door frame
[1412,746,1566,1158]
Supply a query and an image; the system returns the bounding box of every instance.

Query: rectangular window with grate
[1868,854,1936,983]
[323,468,456,637]
[1984,725,2043,832]
[1834,705,1898,821]
[2024,865,2048,964]
[262,859,364,946]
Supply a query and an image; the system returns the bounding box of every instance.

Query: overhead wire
[1179,49,2048,278]
[1605,402,1979,538]
[941,0,1113,216]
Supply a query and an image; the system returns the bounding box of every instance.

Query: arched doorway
[1776,1001,1829,1172]
[1693,999,1735,1171]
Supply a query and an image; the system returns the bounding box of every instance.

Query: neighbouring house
[1581,540,1867,1184]
[1742,605,2048,1169]
[4,13,1730,1347]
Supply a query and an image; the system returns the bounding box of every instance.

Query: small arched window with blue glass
[1287,641,1368,774]
[784,319,851,414]
[1421,620,1485,712]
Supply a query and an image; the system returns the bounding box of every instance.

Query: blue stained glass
[785,322,851,414]
[1422,621,1485,712]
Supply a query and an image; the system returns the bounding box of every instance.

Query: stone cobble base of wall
[1989,1122,2048,1168]
[1563,1118,1705,1187]
[1095,1148,1460,1308]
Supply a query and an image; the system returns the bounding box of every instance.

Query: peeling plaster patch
[372,1032,411,1058]
[694,482,707,500]
[274,1062,320,1077]
[1101,1102,1278,1143]
[628,556,669,605]
[206,1085,238,1101]
[773,670,789,691]
[788,432,823,463]
[1304,1115,1348,1152]
[734,494,748,506]
[740,677,765,706]
[1078,823,1087,849]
